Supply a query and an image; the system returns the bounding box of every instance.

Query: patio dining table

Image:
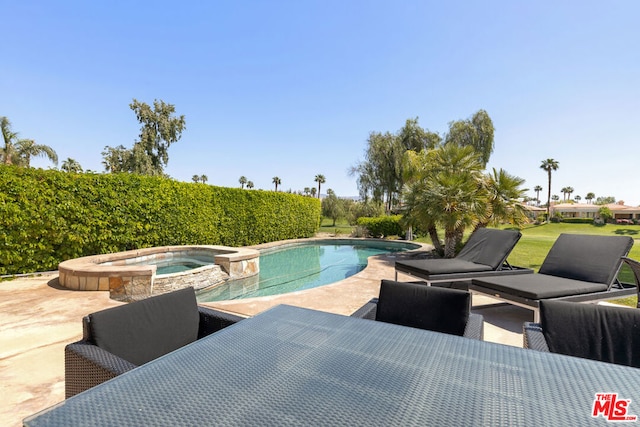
[25,304,640,426]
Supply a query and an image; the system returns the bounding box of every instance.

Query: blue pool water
[197,240,419,302]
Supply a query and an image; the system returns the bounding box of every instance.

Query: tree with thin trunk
[272,176,281,191]
[246,181,254,189]
[586,192,595,204]
[200,174,208,184]
[14,139,58,167]
[192,175,200,183]
[540,159,559,221]
[566,186,574,200]
[239,176,247,189]
[314,174,326,198]
[534,185,543,206]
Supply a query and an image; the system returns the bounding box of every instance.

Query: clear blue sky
[3,1,639,204]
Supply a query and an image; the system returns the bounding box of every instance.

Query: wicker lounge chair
[394,228,530,288]
[351,280,484,340]
[471,234,636,322]
[523,299,640,368]
[65,287,243,398]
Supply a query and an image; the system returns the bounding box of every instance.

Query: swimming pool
[197,240,419,302]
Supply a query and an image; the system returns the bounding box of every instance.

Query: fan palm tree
[477,168,528,228]
[200,175,208,184]
[14,139,58,167]
[239,176,247,189]
[566,186,574,200]
[246,181,254,189]
[540,159,559,220]
[314,174,326,198]
[272,176,281,191]
[192,175,200,183]
[1,116,19,164]
[534,185,543,206]
[586,192,595,204]
[61,158,83,173]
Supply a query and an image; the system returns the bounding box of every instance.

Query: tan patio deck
[1,250,533,427]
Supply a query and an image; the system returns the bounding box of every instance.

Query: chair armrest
[463,313,484,340]
[197,306,245,338]
[65,340,138,398]
[523,322,550,352]
[350,298,379,320]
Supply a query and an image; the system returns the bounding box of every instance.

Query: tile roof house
[550,202,640,221]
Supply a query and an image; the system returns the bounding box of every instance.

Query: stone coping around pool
[58,245,259,301]
[247,237,425,252]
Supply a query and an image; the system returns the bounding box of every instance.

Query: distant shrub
[357,215,403,238]
[561,218,595,224]
[0,166,321,275]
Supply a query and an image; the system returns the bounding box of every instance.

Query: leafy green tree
[272,176,281,191]
[596,196,616,205]
[239,176,247,189]
[540,159,559,220]
[444,110,495,166]
[314,174,326,198]
[61,158,83,173]
[534,185,543,206]
[321,189,344,226]
[598,206,613,222]
[398,117,441,152]
[102,99,185,175]
[246,181,254,189]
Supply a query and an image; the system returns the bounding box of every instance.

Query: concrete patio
[1,251,533,426]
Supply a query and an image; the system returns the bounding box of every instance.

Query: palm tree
[566,186,574,201]
[552,194,560,202]
[15,139,58,167]
[477,168,528,228]
[1,116,19,164]
[310,187,317,197]
[272,176,281,191]
[200,174,208,184]
[540,159,559,221]
[314,174,326,198]
[560,187,569,201]
[61,158,83,173]
[303,187,311,196]
[534,185,543,206]
[403,144,487,257]
[239,176,247,189]
[246,181,254,189]
[574,195,582,203]
[192,175,200,183]
[586,192,595,204]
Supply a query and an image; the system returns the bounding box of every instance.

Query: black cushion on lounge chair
[538,234,632,284]
[539,300,640,367]
[396,259,494,276]
[472,234,634,305]
[455,227,522,269]
[395,228,521,279]
[375,279,470,336]
[88,287,200,366]
[472,274,609,300]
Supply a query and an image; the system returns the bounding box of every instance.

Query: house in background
[550,202,640,221]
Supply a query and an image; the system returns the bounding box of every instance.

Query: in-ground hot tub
[58,245,259,302]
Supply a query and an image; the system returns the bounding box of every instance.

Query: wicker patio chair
[65,287,243,398]
[523,299,640,367]
[351,280,484,340]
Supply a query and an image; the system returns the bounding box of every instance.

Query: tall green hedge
[0,166,321,275]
